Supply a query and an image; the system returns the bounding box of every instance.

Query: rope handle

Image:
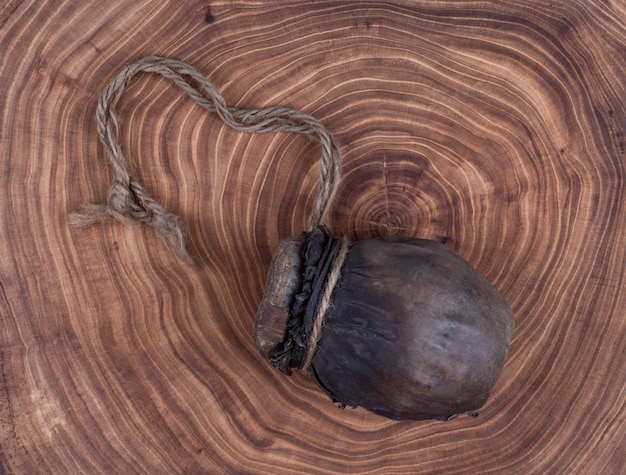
[69,56,342,260]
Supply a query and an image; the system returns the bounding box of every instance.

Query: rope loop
[69,56,342,260]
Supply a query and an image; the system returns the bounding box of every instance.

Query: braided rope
[69,56,342,260]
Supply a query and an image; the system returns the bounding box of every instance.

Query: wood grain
[1,1,625,473]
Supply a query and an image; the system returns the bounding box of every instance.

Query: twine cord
[301,236,351,372]
[69,56,342,260]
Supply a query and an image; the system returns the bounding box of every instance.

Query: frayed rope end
[151,211,192,263]
[68,204,192,262]
[68,204,113,227]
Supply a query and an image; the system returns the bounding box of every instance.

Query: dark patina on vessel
[255,227,514,421]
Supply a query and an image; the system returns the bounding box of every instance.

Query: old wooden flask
[255,226,514,421]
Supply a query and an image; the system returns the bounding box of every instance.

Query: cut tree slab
[1,1,625,473]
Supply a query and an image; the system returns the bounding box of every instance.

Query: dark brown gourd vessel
[70,56,514,423]
[255,226,514,421]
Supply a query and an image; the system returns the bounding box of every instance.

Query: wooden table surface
[1,1,625,473]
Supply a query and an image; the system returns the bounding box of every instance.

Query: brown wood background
[1,1,625,473]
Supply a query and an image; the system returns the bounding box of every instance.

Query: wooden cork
[254,234,305,359]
